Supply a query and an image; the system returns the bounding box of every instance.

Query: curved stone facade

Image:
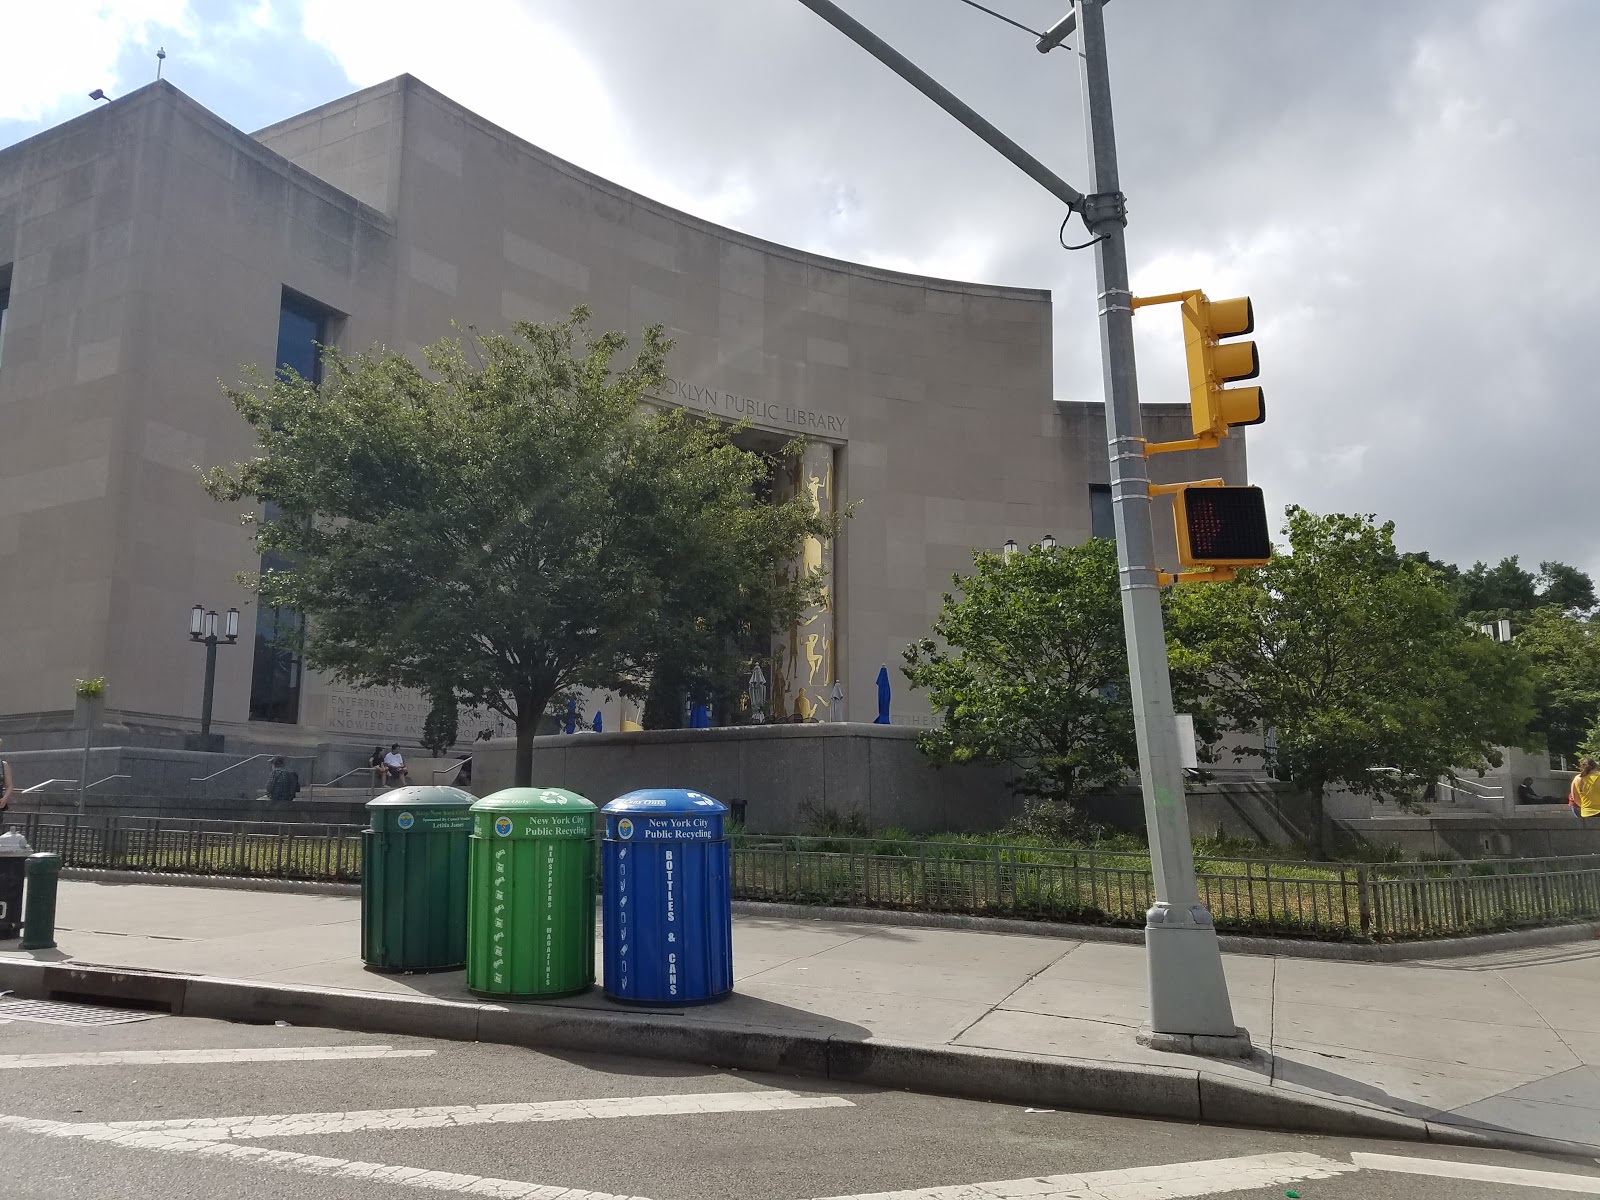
[0,75,1244,759]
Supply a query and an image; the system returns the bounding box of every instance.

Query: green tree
[1460,555,1539,616]
[1536,561,1598,615]
[205,308,832,786]
[1168,508,1534,856]
[902,539,1136,823]
[421,686,459,759]
[1515,608,1600,760]
[1582,715,1600,761]
[1448,555,1595,619]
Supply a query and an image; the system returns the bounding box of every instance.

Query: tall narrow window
[0,267,12,374]
[249,289,333,724]
[1089,484,1116,542]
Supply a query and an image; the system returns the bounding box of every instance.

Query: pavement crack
[1267,954,1278,1076]
[946,940,1081,1046]
[1492,965,1586,1070]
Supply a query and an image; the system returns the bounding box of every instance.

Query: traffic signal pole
[793,0,1245,1051]
[1070,0,1243,1047]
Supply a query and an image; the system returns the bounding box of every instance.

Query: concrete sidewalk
[3,880,1597,1153]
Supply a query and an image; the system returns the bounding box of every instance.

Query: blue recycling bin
[601,789,733,1005]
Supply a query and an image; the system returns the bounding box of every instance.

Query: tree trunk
[1311,784,1332,860]
[514,711,537,788]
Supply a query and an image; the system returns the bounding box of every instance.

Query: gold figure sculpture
[804,633,824,684]
[801,535,823,578]
[803,463,831,517]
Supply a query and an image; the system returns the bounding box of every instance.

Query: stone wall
[1339,812,1600,859]
[468,723,1020,835]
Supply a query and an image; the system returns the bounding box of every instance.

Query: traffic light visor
[1211,341,1259,383]
[1175,485,1271,567]
[1208,296,1254,338]
[1219,386,1265,428]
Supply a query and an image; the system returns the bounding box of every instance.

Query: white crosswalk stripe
[807,1152,1357,1200]
[0,1045,436,1069]
[102,1090,854,1140]
[1353,1152,1600,1194]
[4,1088,1600,1199]
[0,1114,645,1200]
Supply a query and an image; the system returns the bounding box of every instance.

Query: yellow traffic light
[1133,288,1265,453]
[1181,292,1263,440]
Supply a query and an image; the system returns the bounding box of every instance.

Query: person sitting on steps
[382,744,409,787]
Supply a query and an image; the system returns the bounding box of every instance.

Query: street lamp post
[1045,0,1243,1048]
[189,604,240,743]
[792,0,1244,1050]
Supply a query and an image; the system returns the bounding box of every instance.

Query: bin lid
[472,787,597,813]
[366,785,476,810]
[472,787,595,840]
[603,788,727,815]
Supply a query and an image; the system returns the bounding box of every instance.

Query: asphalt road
[0,1000,1594,1200]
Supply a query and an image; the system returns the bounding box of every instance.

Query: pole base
[1137,1024,1253,1059]
[1145,901,1241,1039]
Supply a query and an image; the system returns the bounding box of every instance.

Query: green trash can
[467,788,597,999]
[362,785,475,972]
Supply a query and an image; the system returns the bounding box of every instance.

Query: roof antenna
[156,47,167,81]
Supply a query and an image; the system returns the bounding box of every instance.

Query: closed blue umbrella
[690,702,711,728]
[874,664,891,724]
[564,696,577,735]
[592,710,603,733]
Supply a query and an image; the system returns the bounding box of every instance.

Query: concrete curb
[0,957,1593,1161]
[59,869,1600,960]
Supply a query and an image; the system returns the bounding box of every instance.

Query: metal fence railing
[17,814,365,884]
[17,814,1600,942]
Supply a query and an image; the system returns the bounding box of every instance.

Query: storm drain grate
[0,999,166,1026]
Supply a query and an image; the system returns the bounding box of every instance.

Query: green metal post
[20,853,61,951]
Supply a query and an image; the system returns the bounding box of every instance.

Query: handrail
[84,774,132,791]
[189,753,313,784]
[20,779,77,793]
[1440,774,1504,799]
[316,765,382,787]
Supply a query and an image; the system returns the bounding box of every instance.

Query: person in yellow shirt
[1571,757,1599,822]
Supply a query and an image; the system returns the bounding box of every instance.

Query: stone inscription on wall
[326,688,519,743]
[655,377,848,439]
[326,689,430,738]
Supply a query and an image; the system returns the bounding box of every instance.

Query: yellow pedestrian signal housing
[1173,485,1271,569]
[1182,293,1263,440]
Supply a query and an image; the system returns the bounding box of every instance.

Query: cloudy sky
[6,0,1596,578]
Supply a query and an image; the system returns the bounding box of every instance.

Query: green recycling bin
[467,788,597,999]
[362,785,475,972]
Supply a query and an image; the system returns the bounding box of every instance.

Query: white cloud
[0,0,190,123]
[296,0,754,227]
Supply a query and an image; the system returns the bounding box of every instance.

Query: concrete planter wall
[469,723,1022,835]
